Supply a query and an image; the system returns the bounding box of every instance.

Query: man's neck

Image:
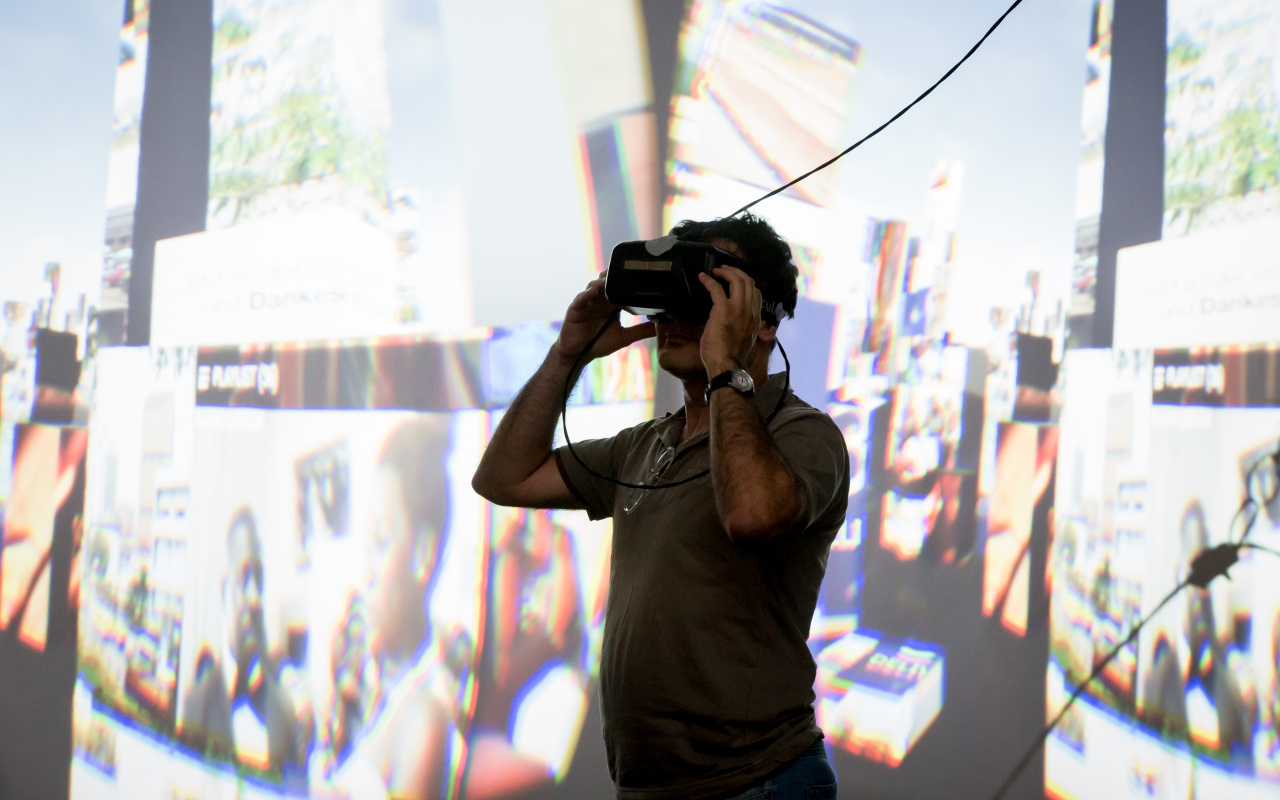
[678,353,771,443]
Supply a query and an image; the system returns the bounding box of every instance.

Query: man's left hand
[697,266,762,377]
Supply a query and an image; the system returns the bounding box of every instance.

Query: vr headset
[604,236,784,325]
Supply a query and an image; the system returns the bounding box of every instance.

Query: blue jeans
[724,739,838,800]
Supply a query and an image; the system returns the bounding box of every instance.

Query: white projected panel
[150,208,399,346]
[1114,218,1280,349]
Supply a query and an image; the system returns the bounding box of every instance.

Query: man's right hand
[472,275,654,511]
[553,276,655,366]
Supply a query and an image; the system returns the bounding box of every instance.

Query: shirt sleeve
[553,427,635,521]
[770,407,851,532]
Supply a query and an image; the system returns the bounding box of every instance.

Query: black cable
[560,316,791,491]
[1228,497,1259,545]
[557,0,1030,485]
[1233,448,1279,545]
[1243,541,1280,560]
[988,578,1189,800]
[988,537,1280,800]
[728,0,1028,219]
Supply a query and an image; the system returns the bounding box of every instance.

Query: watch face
[731,370,753,392]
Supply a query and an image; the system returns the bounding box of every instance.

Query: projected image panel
[0,423,88,652]
[815,630,945,769]
[981,421,1058,637]
[1046,346,1280,799]
[464,505,610,794]
[179,408,478,793]
[73,346,196,774]
[96,0,151,345]
[665,0,861,267]
[71,328,655,799]
[126,0,658,347]
[1164,0,1280,239]
[880,345,980,564]
[1049,350,1151,723]
[1066,0,1114,343]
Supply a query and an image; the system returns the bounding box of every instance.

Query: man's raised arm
[471,277,655,509]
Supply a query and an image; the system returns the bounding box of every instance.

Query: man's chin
[657,352,707,383]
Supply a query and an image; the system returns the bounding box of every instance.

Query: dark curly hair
[669,212,799,324]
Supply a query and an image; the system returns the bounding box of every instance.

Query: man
[472,213,849,799]
[178,506,304,780]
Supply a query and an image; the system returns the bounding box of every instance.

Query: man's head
[362,415,450,662]
[656,213,799,381]
[224,507,267,670]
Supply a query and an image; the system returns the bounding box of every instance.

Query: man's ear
[757,322,778,343]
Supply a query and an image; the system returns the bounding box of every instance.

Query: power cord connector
[988,535,1280,800]
[1187,542,1240,589]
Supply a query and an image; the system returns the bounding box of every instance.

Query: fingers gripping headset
[561,235,793,492]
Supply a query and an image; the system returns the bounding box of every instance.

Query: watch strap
[705,369,754,404]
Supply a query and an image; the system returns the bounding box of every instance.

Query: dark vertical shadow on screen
[0,432,83,800]
[645,0,696,414]
[126,0,213,345]
[641,0,685,191]
[643,0,692,418]
[0,637,79,799]
[1091,0,1166,348]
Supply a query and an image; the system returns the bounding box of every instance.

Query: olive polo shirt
[553,373,850,799]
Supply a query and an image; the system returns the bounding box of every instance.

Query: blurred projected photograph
[207,0,391,230]
[1068,0,1113,331]
[465,505,609,796]
[1,422,88,652]
[1046,346,1280,798]
[1165,0,1280,238]
[824,162,982,399]
[669,0,860,204]
[815,629,945,768]
[881,344,978,563]
[179,410,477,793]
[1049,350,1152,716]
[141,0,659,346]
[97,0,151,343]
[71,328,652,799]
[666,0,861,274]
[981,421,1059,637]
[75,347,196,735]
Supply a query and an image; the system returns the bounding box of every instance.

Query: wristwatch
[705,368,755,404]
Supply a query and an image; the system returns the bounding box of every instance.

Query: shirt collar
[753,370,790,417]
